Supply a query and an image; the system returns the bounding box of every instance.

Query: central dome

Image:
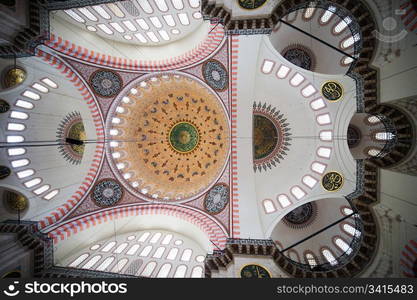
[107,73,230,202]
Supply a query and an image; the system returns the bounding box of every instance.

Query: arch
[45,23,225,72]
[47,204,229,249]
[33,49,105,230]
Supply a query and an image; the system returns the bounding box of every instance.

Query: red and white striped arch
[45,23,225,72]
[47,204,229,249]
[34,49,105,230]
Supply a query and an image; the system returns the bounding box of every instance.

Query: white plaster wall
[0,55,99,222]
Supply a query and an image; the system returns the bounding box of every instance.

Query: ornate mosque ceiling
[0,0,417,279]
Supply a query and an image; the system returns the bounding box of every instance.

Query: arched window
[375,132,394,140]
[367,115,381,124]
[263,199,276,213]
[68,253,89,268]
[161,234,173,245]
[153,247,166,258]
[334,237,353,255]
[156,263,172,278]
[341,222,361,237]
[367,148,381,157]
[180,249,193,262]
[321,248,337,266]
[277,194,291,208]
[141,261,157,277]
[138,232,151,242]
[191,266,203,278]
[320,6,336,24]
[150,232,162,243]
[139,245,153,257]
[341,206,353,216]
[303,7,315,20]
[113,242,128,254]
[96,256,115,271]
[111,258,129,273]
[90,244,100,251]
[304,252,318,267]
[166,248,179,260]
[101,241,116,252]
[174,265,187,278]
[81,255,102,269]
[126,244,140,255]
[333,17,352,34]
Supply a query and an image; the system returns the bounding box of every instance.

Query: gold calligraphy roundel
[321,81,344,102]
[321,171,344,192]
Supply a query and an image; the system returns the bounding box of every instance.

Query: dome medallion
[106,73,230,203]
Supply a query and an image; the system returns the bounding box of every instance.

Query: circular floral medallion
[282,46,315,71]
[92,179,123,207]
[168,121,200,153]
[0,166,11,180]
[240,264,271,278]
[89,69,122,98]
[3,66,26,89]
[253,102,292,172]
[0,99,10,113]
[321,81,344,102]
[107,73,230,202]
[238,0,268,10]
[283,202,317,229]
[56,111,86,165]
[322,171,344,192]
[202,59,228,92]
[204,183,229,214]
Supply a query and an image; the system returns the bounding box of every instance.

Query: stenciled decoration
[89,69,122,98]
[56,111,86,165]
[282,45,315,71]
[108,73,230,202]
[3,66,26,89]
[202,59,228,92]
[0,99,10,113]
[168,121,200,153]
[0,166,11,179]
[321,81,344,102]
[322,171,344,192]
[238,0,268,10]
[283,202,317,229]
[3,190,28,213]
[204,183,229,214]
[253,102,292,172]
[92,179,123,207]
[240,264,271,278]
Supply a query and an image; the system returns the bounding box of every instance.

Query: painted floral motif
[204,183,229,214]
[56,111,85,165]
[283,202,317,229]
[202,59,228,92]
[253,102,292,172]
[89,69,122,98]
[92,179,123,207]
